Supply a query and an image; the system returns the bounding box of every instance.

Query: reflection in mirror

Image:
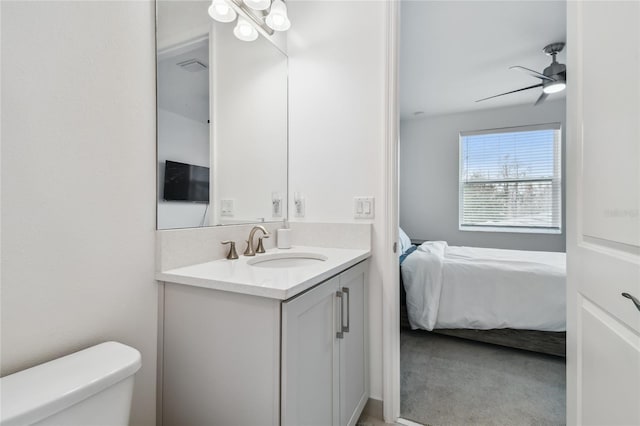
[156,1,288,230]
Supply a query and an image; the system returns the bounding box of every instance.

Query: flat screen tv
[163,160,210,203]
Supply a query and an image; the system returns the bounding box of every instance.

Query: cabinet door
[282,277,340,426]
[339,261,369,426]
[162,284,280,426]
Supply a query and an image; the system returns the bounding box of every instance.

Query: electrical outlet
[272,200,282,217]
[221,199,234,217]
[294,198,305,217]
[272,192,282,218]
[294,192,305,217]
[354,197,374,219]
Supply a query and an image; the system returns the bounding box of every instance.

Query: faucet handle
[256,235,270,254]
[221,241,239,260]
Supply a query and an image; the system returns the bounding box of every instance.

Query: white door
[567,1,640,425]
[339,261,370,426]
[281,277,341,426]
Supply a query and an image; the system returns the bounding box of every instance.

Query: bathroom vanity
[154,3,370,424]
[157,247,370,426]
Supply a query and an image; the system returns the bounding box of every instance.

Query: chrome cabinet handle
[336,291,344,339]
[342,287,350,333]
[621,293,640,312]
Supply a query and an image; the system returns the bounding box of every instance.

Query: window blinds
[459,124,562,233]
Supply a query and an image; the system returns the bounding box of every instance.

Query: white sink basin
[247,252,328,268]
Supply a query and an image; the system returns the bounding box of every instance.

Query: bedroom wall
[157,108,210,229]
[156,39,210,230]
[400,99,566,252]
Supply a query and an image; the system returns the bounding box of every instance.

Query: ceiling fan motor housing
[543,42,567,85]
[544,61,567,83]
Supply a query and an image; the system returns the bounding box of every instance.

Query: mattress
[401,241,566,332]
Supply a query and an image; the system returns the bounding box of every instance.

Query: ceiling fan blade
[534,92,549,106]
[476,83,543,103]
[510,66,555,82]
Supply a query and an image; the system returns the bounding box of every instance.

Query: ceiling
[400,0,567,120]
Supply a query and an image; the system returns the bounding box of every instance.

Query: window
[459,123,562,234]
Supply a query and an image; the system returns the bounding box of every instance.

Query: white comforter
[401,241,566,332]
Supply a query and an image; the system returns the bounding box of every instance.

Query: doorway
[393,1,568,424]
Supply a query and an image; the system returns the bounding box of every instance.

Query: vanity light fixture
[265,0,290,32]
[234,17,259,42]
[208,0,290,42]
[208,0,237,23]
[245,0,271,11]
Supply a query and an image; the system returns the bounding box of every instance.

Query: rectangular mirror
[156,1,288,229]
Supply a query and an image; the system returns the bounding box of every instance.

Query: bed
[399,238,566,357]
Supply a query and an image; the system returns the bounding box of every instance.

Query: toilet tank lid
[0,341,141,426]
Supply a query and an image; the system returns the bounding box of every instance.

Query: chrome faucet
[244,225,270,256]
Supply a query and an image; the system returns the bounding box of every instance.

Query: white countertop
[155,246,371,300]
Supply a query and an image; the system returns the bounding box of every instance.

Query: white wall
[157,108,210,229]
[212,22,288,225]
[400,99,566,252]
[156,0,210,51]
[157,38,210,229]
[1,2,157,425]
[287,0,387,399]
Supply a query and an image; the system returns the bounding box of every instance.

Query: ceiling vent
[176,59,208,72]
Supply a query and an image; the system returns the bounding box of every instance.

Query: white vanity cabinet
[160,259,369,426]
[281,261,369,426]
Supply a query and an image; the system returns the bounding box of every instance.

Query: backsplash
[156,222,371,271]
[289,222,371,250]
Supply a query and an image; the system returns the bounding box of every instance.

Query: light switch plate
[354,197,374,219]
[221,199,234,217]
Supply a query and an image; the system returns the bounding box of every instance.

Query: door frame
[382,0,401,422]
[381,1,580,423]
[566,2,578,423]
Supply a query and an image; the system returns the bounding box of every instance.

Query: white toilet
[0,341,141,426]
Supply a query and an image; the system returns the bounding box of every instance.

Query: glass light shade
[233,17,259,41]
[208,0,237,23]
[244,0,271,11]
[543,81,566,94]
[266,0,290,31]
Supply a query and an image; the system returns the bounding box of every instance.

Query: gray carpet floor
[401,330,566,426]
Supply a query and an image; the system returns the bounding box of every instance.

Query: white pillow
[399,227,412,255]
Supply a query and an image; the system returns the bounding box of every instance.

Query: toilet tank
[0,342,141,426]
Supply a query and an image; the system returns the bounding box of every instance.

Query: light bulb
[208,0,237,23]
[215,3,228,14]
[244,0,271,11]
[272,14,285,27]
[543,81,566,94]
[233,17,258,41]
[266,0,290,31]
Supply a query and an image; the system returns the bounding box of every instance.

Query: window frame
[458,122,563,234]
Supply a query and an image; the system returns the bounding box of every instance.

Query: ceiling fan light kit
[543,81,566,94]
[477,42,567,106]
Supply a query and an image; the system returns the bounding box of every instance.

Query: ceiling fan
[476,42,567,106]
